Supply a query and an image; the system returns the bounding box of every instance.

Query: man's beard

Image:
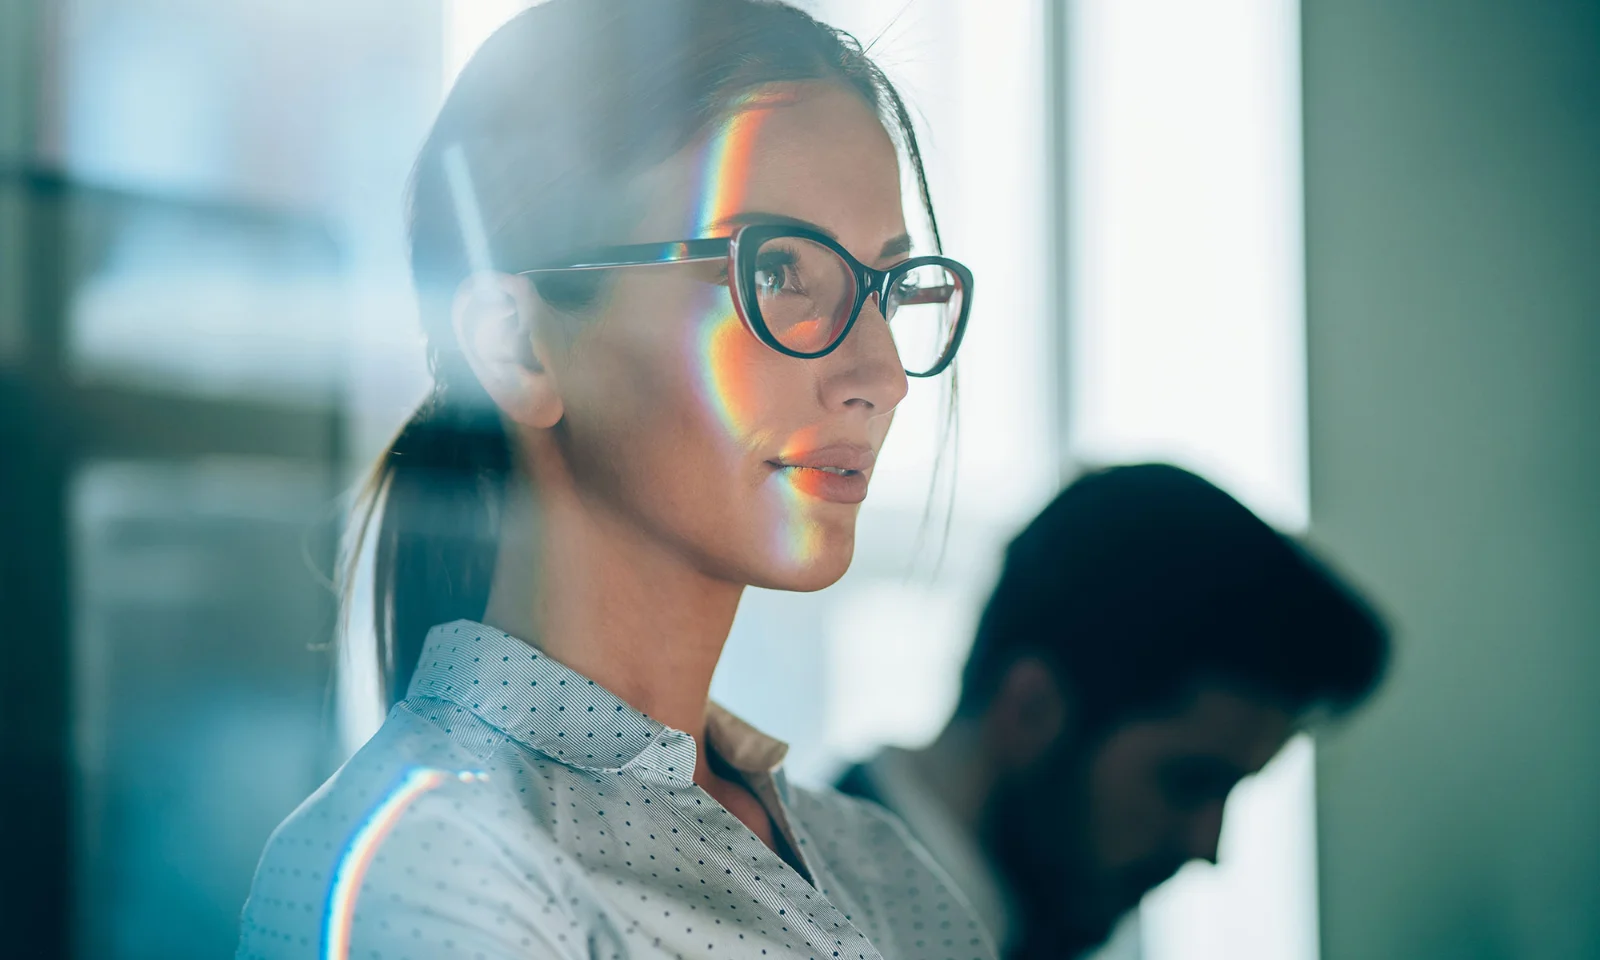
[981,747,1123,960]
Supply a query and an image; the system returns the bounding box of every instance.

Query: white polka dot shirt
[237,620,996,960]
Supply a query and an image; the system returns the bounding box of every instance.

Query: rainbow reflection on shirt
[321,766,489,960]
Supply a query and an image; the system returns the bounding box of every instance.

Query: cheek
[686,286,774,446]
[683,291,834,569]
[554,285,743,510]
[568,280,764,450]
[547,264,865,586]
[1087,748,1174,868]
[564,280,835,569]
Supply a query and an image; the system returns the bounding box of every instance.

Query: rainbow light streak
[689,284,821,567]
[688,92,787,236]
[686,95,775,441]
[686,91,796,437]
[694,297,757,438]
[321,766,489,960]
[687,93,825,568]
[771,465,826,565]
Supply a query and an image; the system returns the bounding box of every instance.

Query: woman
[238,2,982,958]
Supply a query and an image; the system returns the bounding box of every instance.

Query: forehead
[635,82,908,258]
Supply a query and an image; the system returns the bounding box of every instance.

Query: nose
[1185,802,1226,866]
[818,295,909,413]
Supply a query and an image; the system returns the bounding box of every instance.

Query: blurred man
[837,464,1390,960]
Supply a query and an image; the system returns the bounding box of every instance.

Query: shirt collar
[407,620,787,785]
[706,702,790,775]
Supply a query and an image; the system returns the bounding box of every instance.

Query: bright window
[1066,1,1317,959]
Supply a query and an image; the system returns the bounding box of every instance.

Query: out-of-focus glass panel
[0,182,25,361]
[61,186,344,402]
[0,0,36,362]
[52,0,446,406]
[71,458,337,960]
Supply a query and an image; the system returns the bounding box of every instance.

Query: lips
[767,444,875,504]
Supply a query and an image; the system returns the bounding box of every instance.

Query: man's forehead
[1151,684,1294,765]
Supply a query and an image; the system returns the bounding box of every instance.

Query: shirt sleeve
[238,777,628,960]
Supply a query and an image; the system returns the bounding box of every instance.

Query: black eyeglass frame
[518,223,973,377]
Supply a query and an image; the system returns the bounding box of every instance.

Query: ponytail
[350,379,512,706]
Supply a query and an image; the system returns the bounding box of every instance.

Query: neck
[907,717,998,834]
[482,470,743,744]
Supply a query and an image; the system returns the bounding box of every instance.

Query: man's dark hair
[958,463,1390,732]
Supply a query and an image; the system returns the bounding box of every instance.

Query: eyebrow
[878,233,914,260]
[709,211,915,264]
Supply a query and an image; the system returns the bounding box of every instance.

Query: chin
[754,533,855,592]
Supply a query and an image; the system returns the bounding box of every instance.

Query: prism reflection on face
[543,82,912,591]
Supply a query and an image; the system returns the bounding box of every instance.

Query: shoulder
[790,777,900,834]
[787,779,933,875]
[832,760,882,806]
[788,781,998,960]
[788,780,941,887]
[237,703,620,960]
[787,780,915,838]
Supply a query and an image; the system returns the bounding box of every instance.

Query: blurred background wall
[1,3,442,958]
[1,1,1596,959]
[1302,1,1600,957]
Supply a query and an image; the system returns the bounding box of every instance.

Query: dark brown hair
[958,464,1390,728]
[350,0,945,706]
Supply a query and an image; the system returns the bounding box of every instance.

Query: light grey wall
[1302,2,1600,958]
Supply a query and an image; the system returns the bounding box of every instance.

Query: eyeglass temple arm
[518,238,732,274]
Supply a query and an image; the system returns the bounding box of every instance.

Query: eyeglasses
[518,223,972,377]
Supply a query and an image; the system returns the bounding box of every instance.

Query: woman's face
[538,82,912,590]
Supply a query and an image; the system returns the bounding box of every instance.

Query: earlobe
[451,272,564,429]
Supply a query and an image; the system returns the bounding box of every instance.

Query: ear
[984,656,1071,770]
[452,272,564,429]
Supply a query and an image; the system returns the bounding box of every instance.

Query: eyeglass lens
[749,236,857,354]
[884,262,963,376]
[749,236,963,375]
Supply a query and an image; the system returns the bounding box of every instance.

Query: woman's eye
[753,251,800,296]
[754,268,784,295]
